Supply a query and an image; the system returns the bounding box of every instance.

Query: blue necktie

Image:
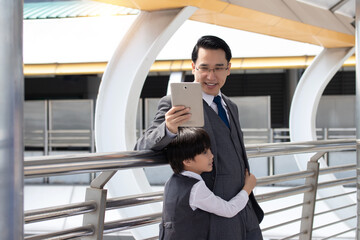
[213,95,230,128]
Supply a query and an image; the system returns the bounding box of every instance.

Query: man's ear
[226,62,231,76]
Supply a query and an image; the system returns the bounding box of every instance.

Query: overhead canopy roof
[94,0,355,48]
[23,0,139,19]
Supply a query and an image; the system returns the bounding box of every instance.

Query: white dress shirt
[202,91,230,122]
[181,171,249,218]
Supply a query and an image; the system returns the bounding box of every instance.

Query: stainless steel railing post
[81,188,107,240]
[356,0,360,238]
[357,139,360,240]
[299,152,324,240]
[268,128,274,176]
[81,170,118,239]
[0,0,24,239]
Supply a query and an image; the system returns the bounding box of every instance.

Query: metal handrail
[265,202,309,216]
[23,139,358,240]
[103,213,162,234]
[261,216,305,232]
[24,139,356,178]
[317,176,356,189]
[312,215,356,231]
[25,191,164,224]
[314,203,356,217]
[24,225,94,240]
[25,200,96,224]
[24,150,167,178]
[256,185,313,202]
[256,170,314,186]
[322,228,357,240]
[319,163,355,175]
[245,139,356,158]
[106,191,163,210]
[316,190,356,202]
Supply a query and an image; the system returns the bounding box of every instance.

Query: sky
[23,15,322,64]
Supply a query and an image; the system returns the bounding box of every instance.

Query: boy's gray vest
[160,174,209,240]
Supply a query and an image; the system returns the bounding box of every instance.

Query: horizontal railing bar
[24,224,93,240]
[327,135,356,139]
[24,150,164,165]
[321,227,356,240]
[312,216,356,232]
[142,237,160,240]
[327,128,356,131]
[47,144,92,147]
[316,190,356,202]
[265,201,309,216]
[25,159,166,178]
[24,150,167,178]
[314,203,356,217]
[106,191,163,210]
[23,139,356,178]
[319,164,355,175]
[103,213,162,234]
[272,128,323,132]
[49,137,91,140]
[24,191,164,224]
[25,130,45,133]
[48,130,91,133]
[25,201,96,224]
[317,177,356,189]
[256,185,312,203]
[244,136,268,139]
[246,139,356,158]
[242,128,270,132]
[257,170,314,186]
[279,231,305,240]
[273,128,290,131]
[273,136,290,139]
[261,216,304,232]
[24,136,44,139]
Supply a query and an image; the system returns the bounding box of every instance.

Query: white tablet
[170,82,204,127]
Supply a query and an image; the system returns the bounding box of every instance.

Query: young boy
[160,127,257,240]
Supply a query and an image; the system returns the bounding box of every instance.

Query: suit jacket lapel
[202,100,218,161]
[222,94,241,134]
[221,94,250,170]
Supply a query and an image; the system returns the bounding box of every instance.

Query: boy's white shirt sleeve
[182,171,249,218]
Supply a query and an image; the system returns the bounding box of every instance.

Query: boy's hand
[243,169,256,195]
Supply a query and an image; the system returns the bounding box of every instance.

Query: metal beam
[94,6,197,239]
[330,0,350,12]
[0,0,24,239]
[355,0,360,238]
[289,46,355,229]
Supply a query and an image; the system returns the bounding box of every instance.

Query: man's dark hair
[166,127,211,174]
[191,35,232,63]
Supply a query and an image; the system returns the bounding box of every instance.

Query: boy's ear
[183,159,193,167]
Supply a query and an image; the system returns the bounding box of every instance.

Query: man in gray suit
[135,35,264,240]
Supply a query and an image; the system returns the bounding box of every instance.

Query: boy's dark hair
[191,35,232,64]
[166,127,211,174]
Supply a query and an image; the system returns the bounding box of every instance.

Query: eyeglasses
[195,65,229,74]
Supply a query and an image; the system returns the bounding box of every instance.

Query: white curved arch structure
[95,6,197,239]
[289,47,355,228]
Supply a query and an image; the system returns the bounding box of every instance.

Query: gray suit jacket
[135,94,264,237]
